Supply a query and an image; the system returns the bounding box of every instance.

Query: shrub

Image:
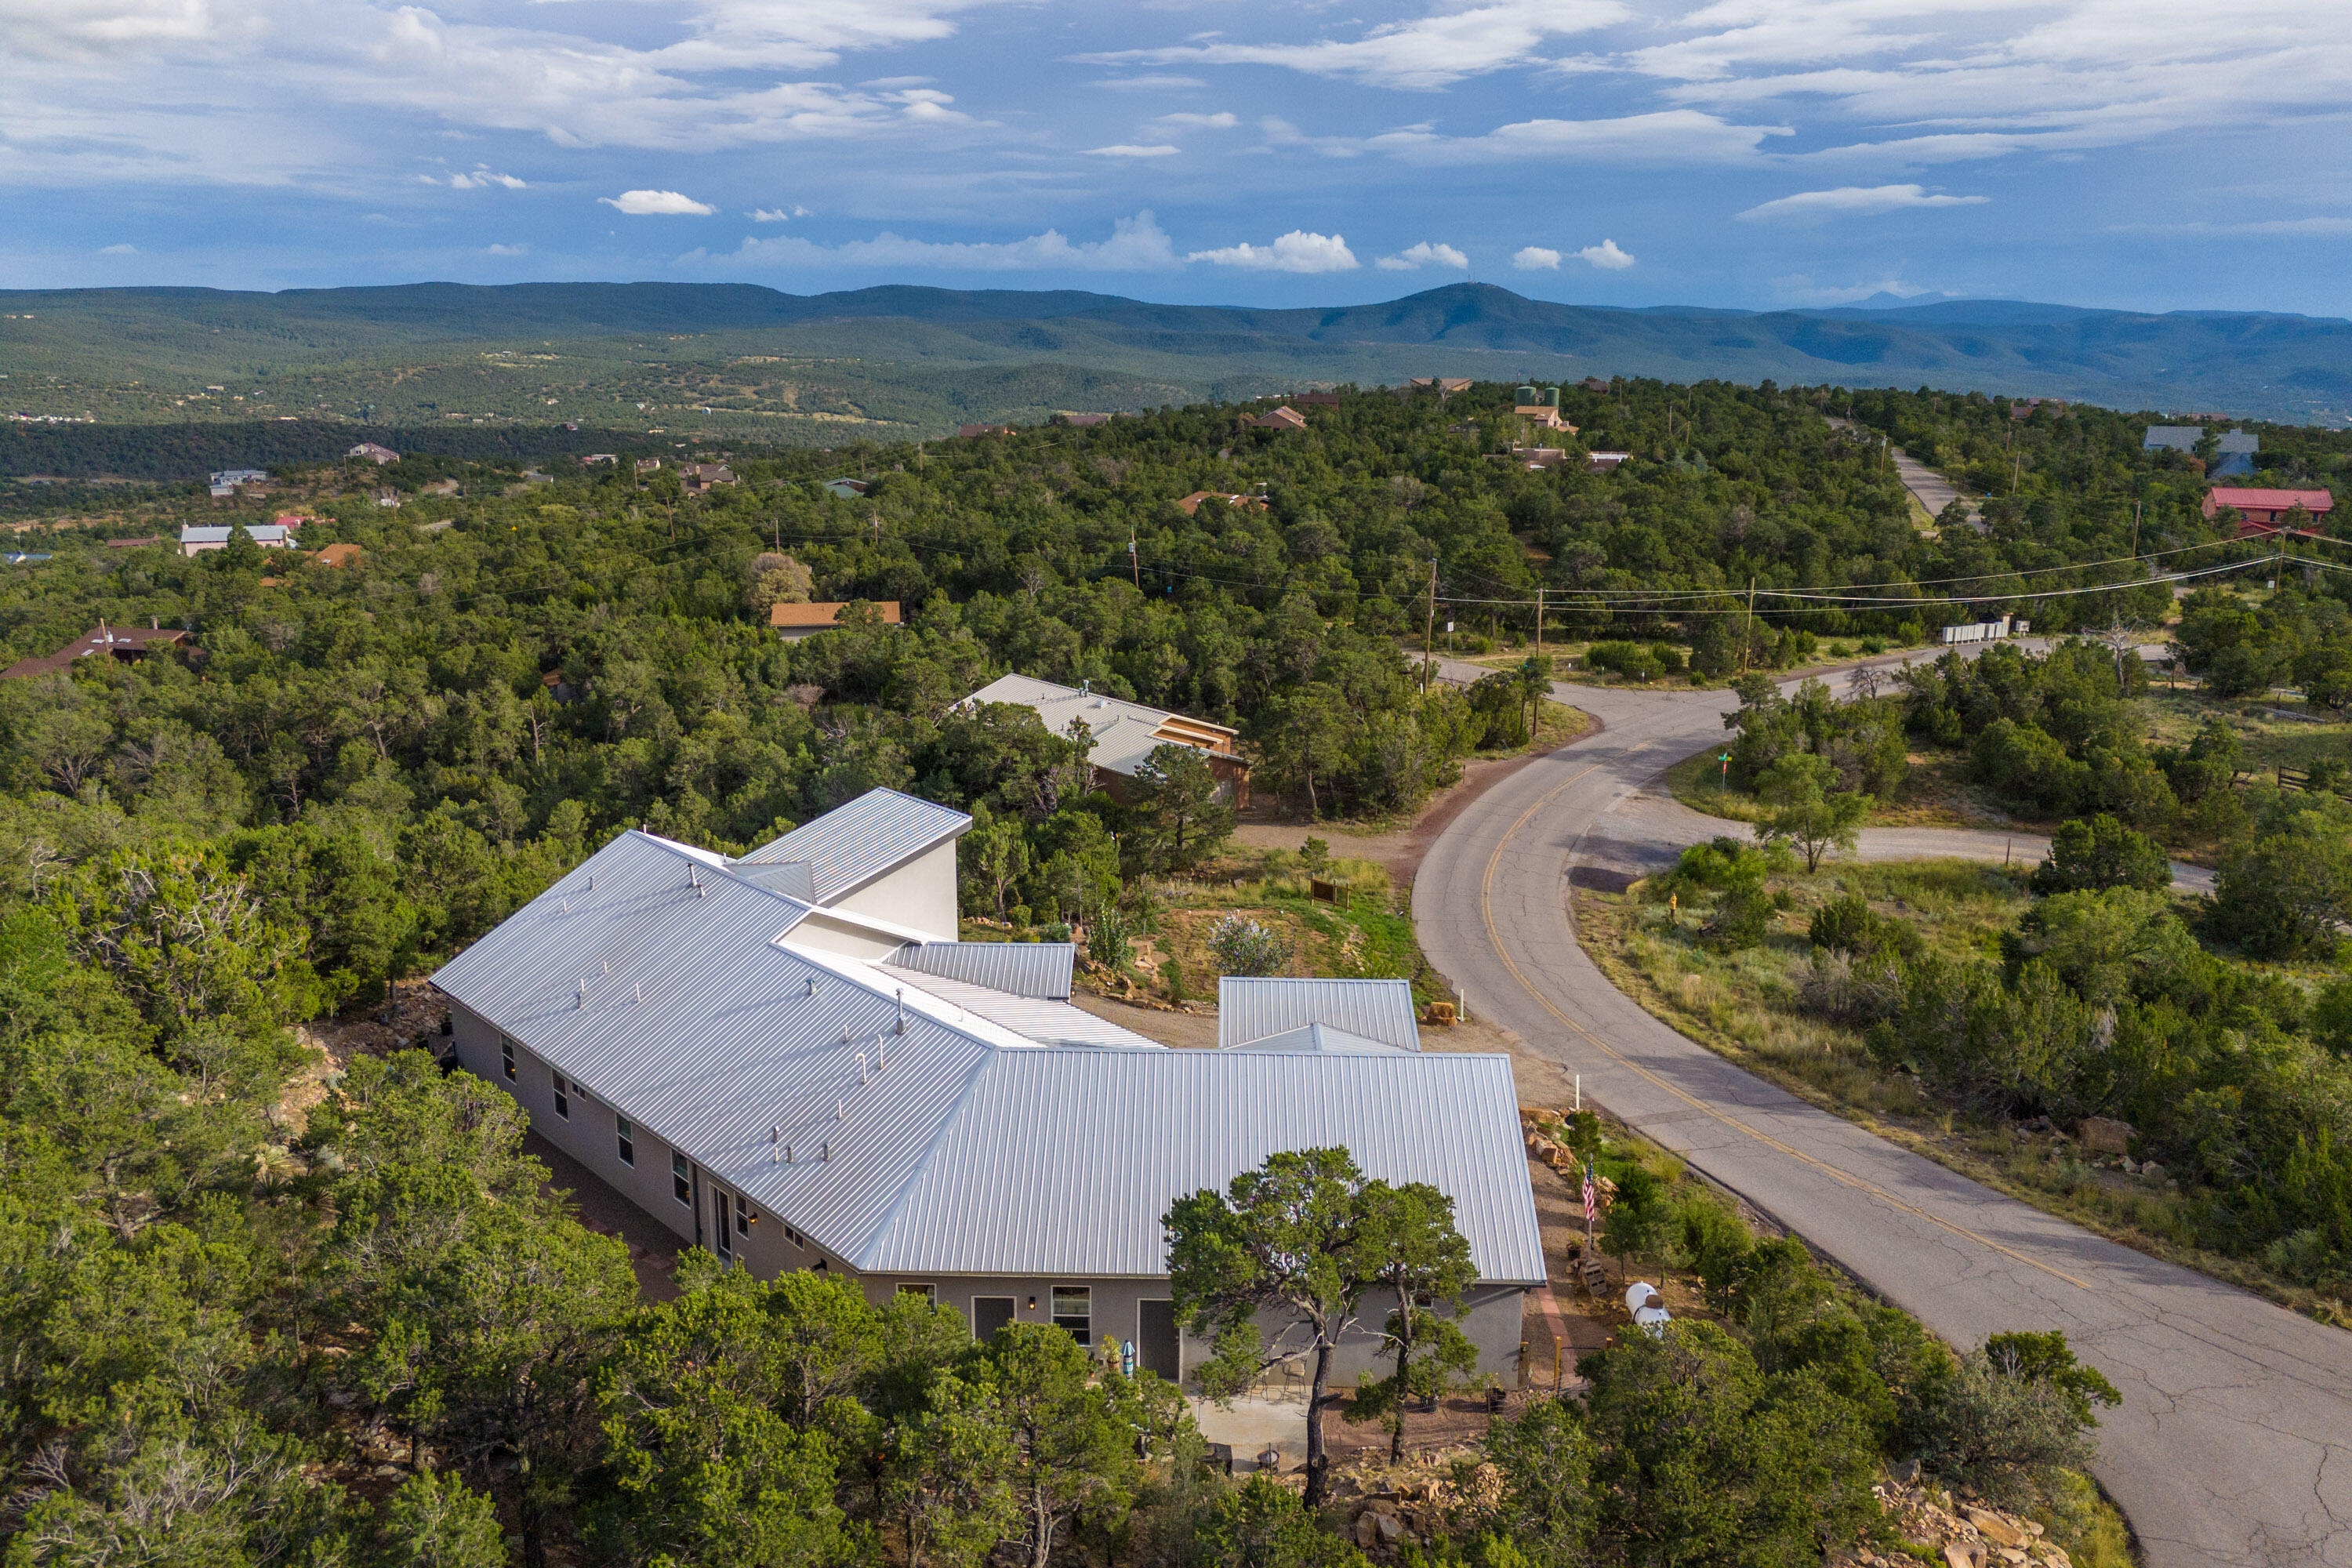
[1799,949,1907,1026]
[1208,914,1294,976]
[1085,904,1133,970]
[1807,895,1922,964]
[2033,814,2172,895]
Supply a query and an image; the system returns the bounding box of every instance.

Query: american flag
[1581,1165,1597,1225]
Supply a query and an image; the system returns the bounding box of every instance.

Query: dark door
[971,1297,1015,1343]
[1137,1299,1180,1381]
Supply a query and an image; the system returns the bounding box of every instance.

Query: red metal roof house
[2204,487,2336,535]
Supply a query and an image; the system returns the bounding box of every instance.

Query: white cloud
[1771,273,1940,306]
[1739,183,1987,221]
[1368,110,1788,165]
[1150,111,1236,129]
[1075,1,1632,90]
[1576,238,1636,269]
[747,206,810,221]
[601,189,717,215]
[1376,240,1468,270]
[449,168,525,189]
[1086,143,1180,158]
[1513,246,1561,270]
[710,209,1180,270]
[486,242,528,255]
[1185,229,1359,273]
[100,242,136,253]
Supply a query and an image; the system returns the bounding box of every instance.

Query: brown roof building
[957,423,1011,439]
[311,542,364,568]
[769,601,904,641]
[679,463,735,492]
[2,622,194,680]
[1242,406,1308,431]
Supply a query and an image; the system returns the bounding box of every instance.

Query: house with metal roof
[2143,425,2203,453]
[960,673,1250,806]
[179,524,293,556]
[432,788,1539,1385]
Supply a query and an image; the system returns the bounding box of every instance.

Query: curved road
[1416,665,2350,1568]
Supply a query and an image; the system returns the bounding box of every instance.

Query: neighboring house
[1289,391,1342,408]
[348,442,400,464]
[823,478,870,500]
[1579,376,1610,394]
[2204,487,2335,532]
[1586,452,1632,473]
[1408,377,1472,396]
[1174,492,1269,517]
[959,673,1250,806]
[179,524,292,555]
[957,424,1011,439]
[374,488,401,509]
[635,458,662,474]
[585,453,619,466]
[103,536,160,550]
[2143,425,2203,453]
[2210,430,2259,480]
[1511,387,1577,433]
[679,463,735,492]
[1492,447,1566,470]
[1241,406,1308,432]
[2,621,193,680]
[274,514,314,530]
[2009,397,2067,419]
[1054,412,1112,427]
[430,789,1540,1382]
[207,467,268,498]
[771,601,903,640]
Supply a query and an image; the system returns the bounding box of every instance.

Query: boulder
[2140,1162,2166,1183]
[2078,1116,2134,1154]
[1967,1508,2027,1548]
[1944,1544,1986,1568]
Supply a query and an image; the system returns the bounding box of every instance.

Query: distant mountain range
[5,281,2350,430]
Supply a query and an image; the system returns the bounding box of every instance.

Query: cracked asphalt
[1414,657,2352,1566]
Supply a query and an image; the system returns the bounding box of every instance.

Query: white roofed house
[431,787,1539,1387]
[960,673,1251,807]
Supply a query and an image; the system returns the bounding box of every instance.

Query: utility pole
[1128,528,1140,590]
[2130,499,2141,559]
[1423,557,1438,694]
[1740,577,1758,673]
[1535,586,1544,652]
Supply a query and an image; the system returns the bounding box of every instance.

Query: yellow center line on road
[1478,757,2096,1295]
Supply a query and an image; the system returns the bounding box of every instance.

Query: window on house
[615,1115,635,1167]
[784,1224,806,1250]
[713,1192,734,1262]
[551,1073,570,1120]
[735,1201,751,1238]
[500,1038,516,1081]
[672,1152,691,1206]
[899,1283,936,1303]
[1051,1287,1093,1345]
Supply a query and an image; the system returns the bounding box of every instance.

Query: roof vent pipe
[806,976,817,997]
[575,980,586,1009]
[820,1142,830,1163]
[895,989,906,1036]
[858,1051,869,1085]
[836,1098,845,1121]
[877,1040,886,1071]
[634,982,643,1004]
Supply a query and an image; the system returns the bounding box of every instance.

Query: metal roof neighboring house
[2143,425,2203,452]
[180,524,292,554]
[433,797,1541,1283]
[769,601,902,637]
[886,940,1075,999]
[2,622,191,680]
[961,673,1240,779]
[2203,487,2335,523]
[1218,977,1422,1053]
[736,787,971,902]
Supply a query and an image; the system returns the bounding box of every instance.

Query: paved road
[1414,664,2351,1568]
[1598,786,2217,895]
[1828,416,1979,531]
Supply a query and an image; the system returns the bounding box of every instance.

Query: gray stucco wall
[448,998,1529,1388]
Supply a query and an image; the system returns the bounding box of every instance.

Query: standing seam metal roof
[1218,977,1422,1052]
[433,797,1535,1282]
[735,788,971,902]
[887,941,1074,999]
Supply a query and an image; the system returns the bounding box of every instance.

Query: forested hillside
[0,376,2279,1564]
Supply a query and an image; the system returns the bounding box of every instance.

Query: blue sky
[4,0,2349,314]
